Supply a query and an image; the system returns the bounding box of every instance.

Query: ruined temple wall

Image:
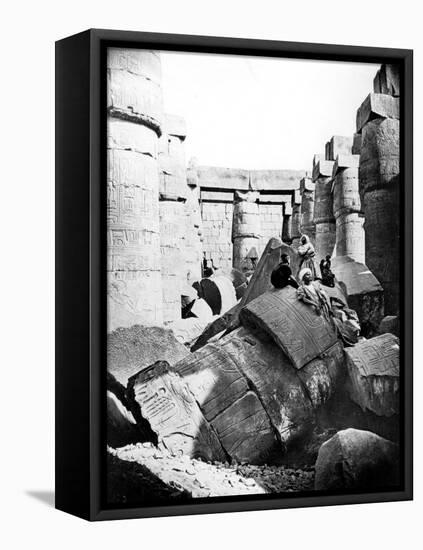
[258,203,284,250]
[201,201,234,272]
[107,48,164,330]
[357,79,400,314]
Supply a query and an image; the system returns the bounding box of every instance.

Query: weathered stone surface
[173,343,248,421]
[377,315,399,337]
[221,327,315,448]
[314,428,399,490]
[359,117,400,314]
[107,48,164,330]
[297,341,345,407]
[325,135,353,161]
[250,169,306,192]
[210,391,280,464]
[373,64,400,97]
[232,191,261,272]
[127,361,226,462]
[356,93,399,133]
[107,390,142,448]
[300,177,316,242]
[240,286,338,369]
[352,133,362,154]
[332,155,365,264]
[331,256,384,337]
[345,333,399,417]
[107,325,189,385]
[313,159,336,262]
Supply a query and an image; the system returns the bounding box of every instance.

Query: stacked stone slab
[332,154,365,264]
[232,191,261,272]
[158,114,189,324]
[357,70,400,314]
[299,177,316,244]
[325,136,353,161]
[107,48,164,330]
[312,157,336,263]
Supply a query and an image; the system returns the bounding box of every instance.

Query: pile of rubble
[107,240,400,503]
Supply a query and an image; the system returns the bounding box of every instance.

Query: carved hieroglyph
[107,49,164,329]
[358,84,400,314]
[345,333,399,417]
[127,361,226,462]
[332,154,365,264]
[240,286,338,370]
[173,341,279,464]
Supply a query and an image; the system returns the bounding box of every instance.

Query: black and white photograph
[105,47,404,507]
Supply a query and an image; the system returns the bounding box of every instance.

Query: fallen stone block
[240,286,338,370]
[173,343,249,421]
[345,333,399,417]
[220,327,315,448]
[107,390,142,448]
[108,325,190,385]
[356,93,400,133]
[331,255,384,337]
[297,341,346,407]
[314,428,399,490]
[210,391,280,465]
[377,315,399,337]
[127,361,226,462]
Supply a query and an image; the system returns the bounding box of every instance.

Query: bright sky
[160,51,379,172]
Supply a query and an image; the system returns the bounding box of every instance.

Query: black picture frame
[55,28,413,521]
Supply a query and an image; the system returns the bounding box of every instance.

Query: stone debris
[345,333,399,417]
[107,325,190,385]
[314,428,399,491]
[109,444,314,498]
[107,390,142,448]
[331,255,384,337]
[127,361,227,462]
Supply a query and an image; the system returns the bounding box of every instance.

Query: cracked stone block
[315,428,399,490]
[210,391,279,464]
[240,286,338,369]
[356,93,399,133]
[127,361,227,462]
[345,333,399,417]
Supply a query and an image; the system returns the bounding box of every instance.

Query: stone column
[357,85,400,314]
[232,191,261,272]
[107,48,163,330]
[158,114,188,324]
[282,202,293,244]
[313,158,336,263]
[291,190,302,247]
[184,160,203,281]
[332,154,365,264]
[299,177,315,244]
